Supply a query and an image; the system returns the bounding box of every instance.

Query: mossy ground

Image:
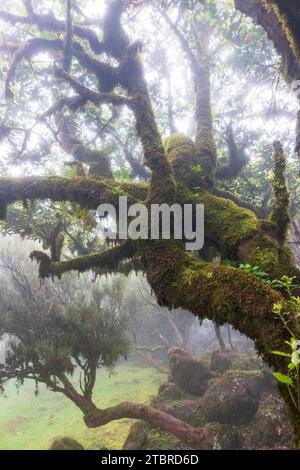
[0,364,164,450]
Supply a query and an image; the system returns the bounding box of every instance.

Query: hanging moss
[30,240,137,279]
[30,250,52,279]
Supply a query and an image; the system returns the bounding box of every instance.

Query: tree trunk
[83,401,216,450]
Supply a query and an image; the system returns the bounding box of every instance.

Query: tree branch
[0,176,147,219]
[30,240,138,278]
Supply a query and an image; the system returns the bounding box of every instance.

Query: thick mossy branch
[30,240,137,279]
[235,0,300,80]
[212,188,264,218]
[270,141,291,242]
[194,60,217,188]
[0,174,298,281]
[216,125,249,180]
[178,187,299,280]
[56,113,113,179]
[144,240,298,368]
[0,176,148,217]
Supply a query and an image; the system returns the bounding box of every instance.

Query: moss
[30,250,51,280]
[164,134,205,190]
[30,240,137,279]
[144,424,179,450]
[123,421,148,450]
[175,185,298,279]
[0,176,147,217]
[269,141,290,242]
[70,142,113,179]
[262,0,300,73]
[177,186,261,257]
[49,436,85,450]
[144,240,296,370]
[236,0,300,80]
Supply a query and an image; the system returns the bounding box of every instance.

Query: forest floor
[0,364,164,450]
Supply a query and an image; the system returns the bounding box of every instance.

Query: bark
[214,324,226,351]
[57,364,215,449]
[226,325,235,350]
[83,401,216,450]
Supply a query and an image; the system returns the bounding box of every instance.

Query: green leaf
[291,351,300,366]
[273,372,293,386]
[270,350,291,358]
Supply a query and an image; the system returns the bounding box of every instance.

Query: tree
[0,0,299,448]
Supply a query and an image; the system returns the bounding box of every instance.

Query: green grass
[0,364,164,450]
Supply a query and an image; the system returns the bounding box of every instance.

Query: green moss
[269,141,290,242]
[49,436,85,450]
[262,0,300,72]
[30,240,137,279]
[164,134,205,190]
[0,176,148,220]
[177,187,260,257]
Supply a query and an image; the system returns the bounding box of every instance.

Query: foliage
[0,249,131,398]
[271,283,300,412]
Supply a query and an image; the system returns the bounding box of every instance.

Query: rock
[158,399,202,426]
[244,394,293,449]
[123,422,148,450]
[157,383,183,401]
[200,370,271,425]
[207,423,243,450]
[210,350,262,373]
[49,436,85,450]
[169,350,214,396]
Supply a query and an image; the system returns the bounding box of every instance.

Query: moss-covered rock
[156,399,202,427]
[200,370,275,425]
[244,394,293,449]
[123,421,148,450]
[206,423,243,450]
[49,436,85,450]
[157,382,184,401]
[210,350,263,373]
[168,349,214,397]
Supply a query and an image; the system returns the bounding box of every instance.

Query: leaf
[270,350,291,358]
[273,372,293,386]
[291,351,300,366]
